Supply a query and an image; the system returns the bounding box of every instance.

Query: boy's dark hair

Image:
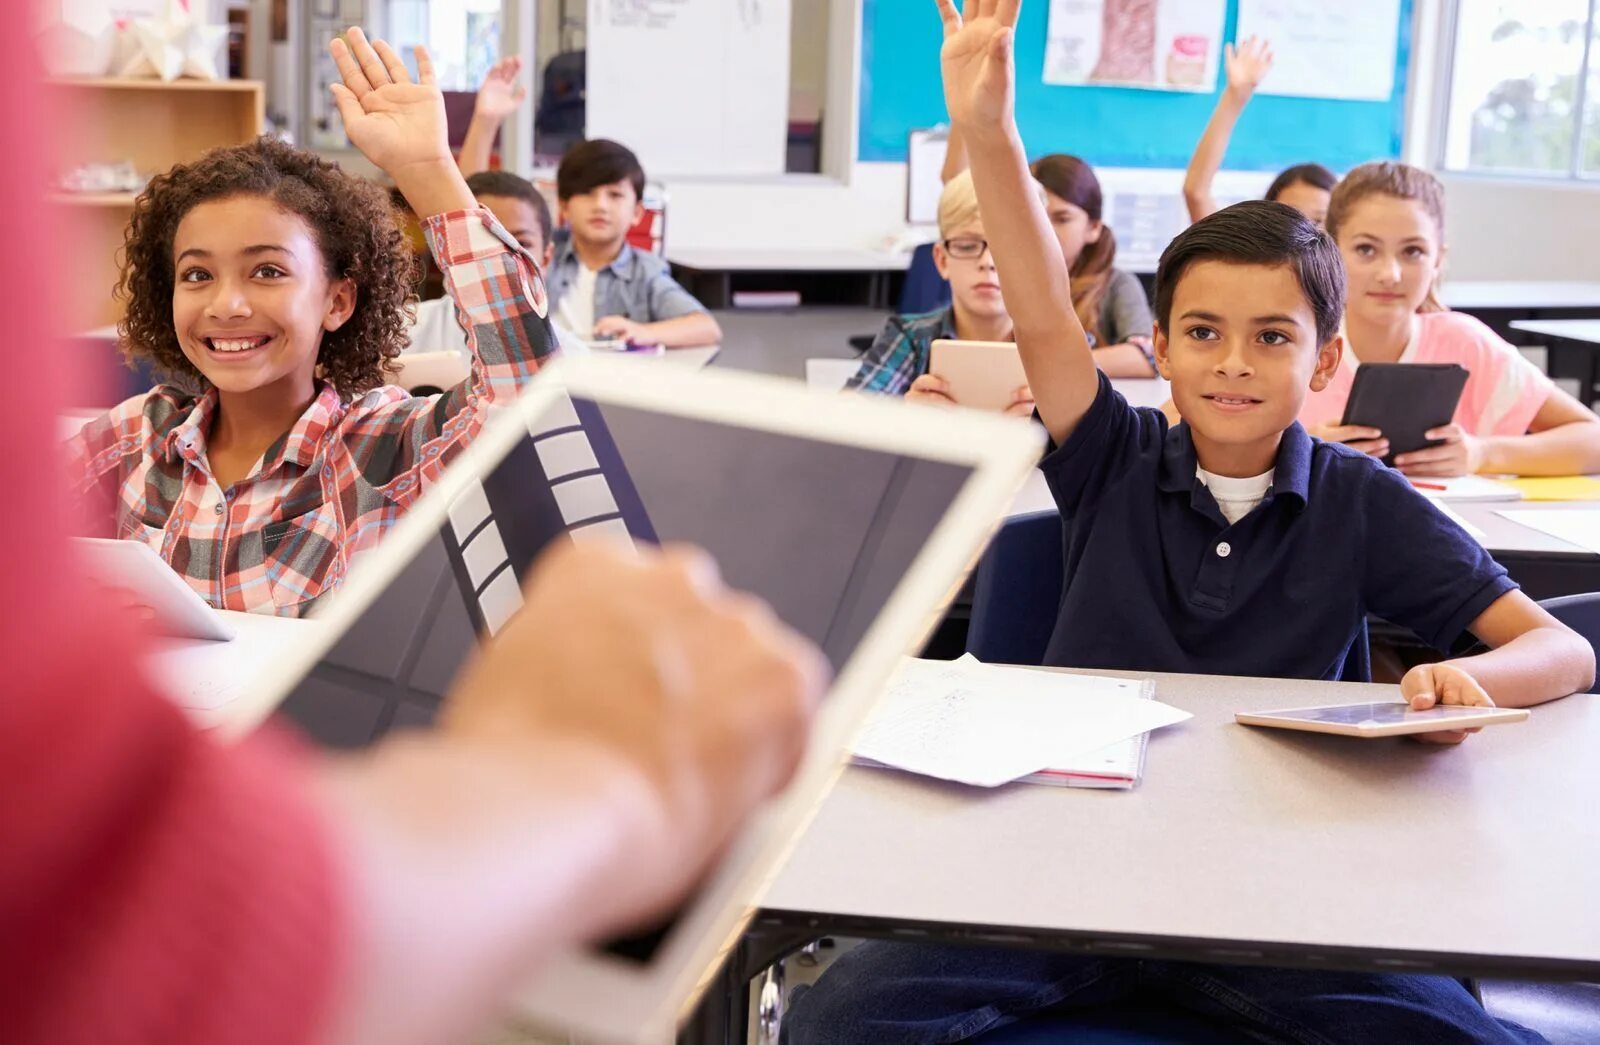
[117,136,416,400]
[466,169,554,247]
[1154,200,1346,345]
[556,139,645,201]
[1265,162,1337,202]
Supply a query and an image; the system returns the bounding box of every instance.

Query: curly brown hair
[116,136,417,399]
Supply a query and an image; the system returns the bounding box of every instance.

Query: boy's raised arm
[936,0,1097,444]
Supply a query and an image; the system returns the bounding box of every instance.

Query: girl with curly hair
[67,29,557,616]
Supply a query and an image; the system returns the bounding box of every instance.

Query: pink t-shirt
[1299,310,1555,436]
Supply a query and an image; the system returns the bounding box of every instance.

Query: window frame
[1434,0,1600,183]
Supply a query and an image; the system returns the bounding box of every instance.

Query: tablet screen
[273,390,978,961]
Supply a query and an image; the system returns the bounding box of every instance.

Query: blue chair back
[898,241,952,316]
[967,509,1064,666]
[1540,593,1600,693]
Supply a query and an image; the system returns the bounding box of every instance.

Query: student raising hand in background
[458,55,528,177]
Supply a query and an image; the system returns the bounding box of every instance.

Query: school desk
[1444,281,1600,351]
[682,667,1600,1043]
[667,248,912,311]
[1509,319,1600,409]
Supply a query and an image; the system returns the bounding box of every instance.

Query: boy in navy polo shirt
[784,3,1594,1042]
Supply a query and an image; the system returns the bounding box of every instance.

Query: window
[1441,0,1599,179]
[383,0,502,91]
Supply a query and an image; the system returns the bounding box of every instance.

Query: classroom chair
[897,240,952,316]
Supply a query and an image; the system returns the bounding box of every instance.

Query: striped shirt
[66,207,556,618]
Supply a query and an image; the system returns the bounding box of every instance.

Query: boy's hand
[329,29,450,178]
[1005,384,1036,418]
[593,316,655,343]
[1308,422,1389,459]
[1223,36,1274,100]
[935,0,1020,135]
[1401,661,1495,746]
[906,373,957,407]
[474,55,527,123]
[1394,424,1483,478]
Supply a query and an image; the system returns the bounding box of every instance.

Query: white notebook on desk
[1410,475,1522,503]
[851,655,1188,788]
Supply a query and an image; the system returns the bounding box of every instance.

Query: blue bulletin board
[858,0,1412,170]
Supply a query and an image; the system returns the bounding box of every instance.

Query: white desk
[758,668,1600,979]
[1444,282,1600,312]
[668,249,912,311]
[1509,319,1600,407]
[666,248,912,274]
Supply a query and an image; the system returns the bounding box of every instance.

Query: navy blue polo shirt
[1039,373,1516,681]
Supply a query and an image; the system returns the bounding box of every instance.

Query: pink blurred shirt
[1299,311,1555,436]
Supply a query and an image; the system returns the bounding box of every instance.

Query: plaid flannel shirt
[845,308,957,395]
[67,207,555,618]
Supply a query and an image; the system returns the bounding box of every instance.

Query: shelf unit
[50,77,265,327]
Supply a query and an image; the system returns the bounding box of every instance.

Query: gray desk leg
[678,925,821,1045]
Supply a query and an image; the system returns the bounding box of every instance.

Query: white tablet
[928,338,1029,412]
[74,538,235,642]
[220,354,1043,1043]
[1237,701,1529,738]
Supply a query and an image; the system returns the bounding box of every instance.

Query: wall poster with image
[1043,0,1226,92]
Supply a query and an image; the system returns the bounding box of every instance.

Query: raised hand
[328,28,450,177]
[474,55,528,123]
[1224,35,1274,99]
[934,0,1021,133]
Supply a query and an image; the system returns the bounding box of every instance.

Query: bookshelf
[50,78,265,328]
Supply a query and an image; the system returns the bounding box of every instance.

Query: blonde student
[67,29,557,617]
[848,170,1032,415]
[788,3,1591,1041]
[1303,161,1600,477]
[1182,36,1336,225]
[943,134,1156,377]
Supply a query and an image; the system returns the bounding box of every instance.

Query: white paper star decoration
[118,0,228,82]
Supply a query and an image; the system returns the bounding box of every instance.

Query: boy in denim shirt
[548,139,721,348]
[786,2,1594,1041]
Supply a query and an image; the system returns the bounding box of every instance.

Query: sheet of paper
[1410,475,1523,503]
[853,656,1191,787]
[1496,510,1600,555]
[1504,477,1600,502]
[1236,0,1401,101]
[149,611,320,714]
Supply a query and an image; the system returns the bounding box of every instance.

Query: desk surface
[666,248,912,273]
[1005,471,1598,559]
[761,668,1600,978]
[151,610,320,729]
[1444,281,1600,311]
[1509,318,1600,344]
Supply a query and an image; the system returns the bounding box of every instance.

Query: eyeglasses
[941,237,992,260]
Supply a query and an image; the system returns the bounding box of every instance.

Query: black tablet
[1340,363,1469,464]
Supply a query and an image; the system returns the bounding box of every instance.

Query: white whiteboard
[1236,0,1401,102]
[907,128,948,226]
[586,0,792,177]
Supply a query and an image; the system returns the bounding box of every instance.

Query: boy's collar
[1158,420,1313,506]
[558,236,635,277]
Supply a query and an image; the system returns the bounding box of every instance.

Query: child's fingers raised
[936,0,963,31]
[414,43,438,86]
[995,0,1021,27]
[373,37,413,85]
[329,37,372,97]
[346,27,393,88]
[328,82,364,129]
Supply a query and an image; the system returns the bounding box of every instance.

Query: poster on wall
[1236,0,1401,101]
[1043,0,1226,92]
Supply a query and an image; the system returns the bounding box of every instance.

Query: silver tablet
[221,355,1043,1043]
[1237,701,1529,738]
